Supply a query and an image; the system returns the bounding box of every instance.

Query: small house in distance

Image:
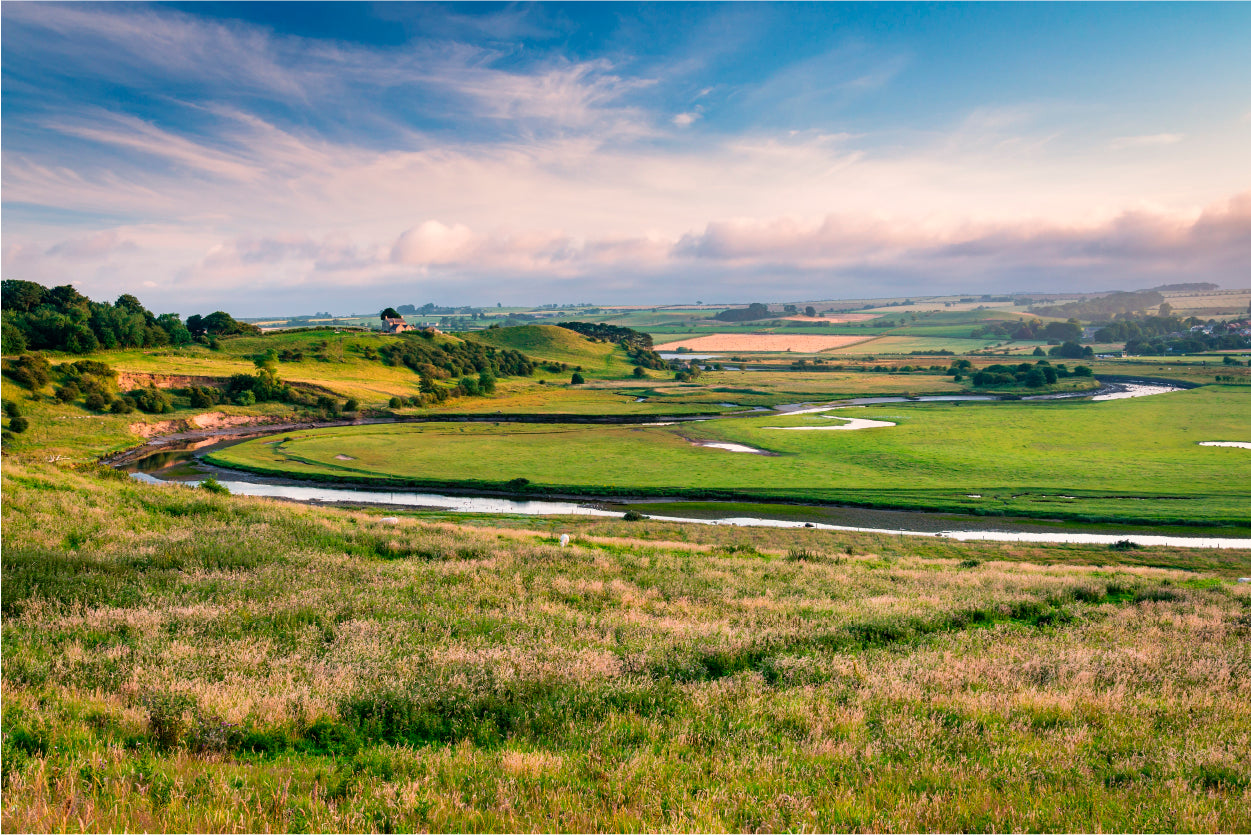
[382,316,415,334]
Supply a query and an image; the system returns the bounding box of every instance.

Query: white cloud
[672,111,700,127]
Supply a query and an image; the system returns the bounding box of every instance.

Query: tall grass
[3,460,1250,831]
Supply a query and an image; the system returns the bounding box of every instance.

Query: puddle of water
[697,442,769,454]
[771,416,897,431]
[1199,441,1251,450]
[1090,384,1181,401]
[657,352,722,360]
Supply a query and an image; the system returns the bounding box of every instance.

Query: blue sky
[3,2,1249,315]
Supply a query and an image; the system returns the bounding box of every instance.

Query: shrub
[84,391,111,411]
[622,510,648,521]
[133,387,173,414]
[8,416,29,433]
[54,383,81,403]
[2,354,51,389]
[344,398,359,412]
[570,372,585,385]
[633,366,646,378]
[1109,539,1139,551]
[389,396,404,409]
[199,477,229,495]
[187,386,219,408]
[110,398,135,414]
[233,390,257,406]
[3,400,22,419]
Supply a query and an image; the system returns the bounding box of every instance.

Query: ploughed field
[209,385,1251,527]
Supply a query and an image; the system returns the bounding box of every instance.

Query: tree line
[1,279,258,354]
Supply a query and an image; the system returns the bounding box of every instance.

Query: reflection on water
[129,472,1251,549]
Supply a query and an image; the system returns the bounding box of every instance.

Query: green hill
[464,325,630,373]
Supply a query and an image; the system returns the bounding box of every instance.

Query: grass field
[208,386,1251,526]
[464,325,634,375]
[3,459,1250,832]
[653,333,876,352]
[6,312,1251,832]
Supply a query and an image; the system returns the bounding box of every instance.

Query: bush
[2,354,52,390]
[1109,539,1139,551]
[3,400,22,419]
[344,398,359,413]
[233,390,257,406]
[133,387,173,414]
[54,383,81,403]
[8,416,29,433]
[570,372,585,385]
[187,386,219,408]
[389,396,404,409]
[199,477,229,495]
[633,366,646,378]
[110,398,135,414]
[84,392,111,411]
[622,510,648,521]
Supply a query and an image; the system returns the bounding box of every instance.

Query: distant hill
[1029,290,1164,320]
[1154,283,1219,293]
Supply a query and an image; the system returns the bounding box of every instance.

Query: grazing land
[5,289,1251,832]
[209,386,1251,527]
[653,333,876,352]
[3,459,1250,832]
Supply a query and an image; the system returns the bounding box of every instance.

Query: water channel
[112,381,1251,549]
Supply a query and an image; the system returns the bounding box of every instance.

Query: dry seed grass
[3,460,1250,832]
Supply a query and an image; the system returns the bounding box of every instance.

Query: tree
[805,306,817,317]
[380,307,400,320]
[1032,346,1046,357]
[633,366,646,378]
[478,371,496,393]
[570,372,585,385]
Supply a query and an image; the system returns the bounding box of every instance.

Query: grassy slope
[463,325,632,375]
[209,386,1251,525]
[3,459,1250,832]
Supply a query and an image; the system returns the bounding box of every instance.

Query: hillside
[463,324,631,374]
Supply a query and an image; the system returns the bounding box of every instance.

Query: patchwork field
[654,333,877,353]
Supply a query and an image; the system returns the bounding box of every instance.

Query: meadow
[5,314,1251,832]
[208,385,1251,527]
[3,459,1250,832]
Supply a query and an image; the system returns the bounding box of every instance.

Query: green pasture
[210,386,1251,526]
[463,325,633,375]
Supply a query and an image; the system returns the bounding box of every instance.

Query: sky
[3,2,1249,316]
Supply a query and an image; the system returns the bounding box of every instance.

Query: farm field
[653,333,876,353]
[208,386,1251,527]
[828,336,1010,354]
[3,458,1250,832]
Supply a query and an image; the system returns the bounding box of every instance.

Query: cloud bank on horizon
[3,2,1249,315]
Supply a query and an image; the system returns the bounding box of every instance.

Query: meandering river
[115,381,1249,550]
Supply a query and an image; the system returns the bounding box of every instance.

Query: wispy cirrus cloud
[3,2,1249,313]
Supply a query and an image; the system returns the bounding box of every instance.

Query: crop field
[209,386,1251,527]
[653,334,876,353]
[828,336,1010,354]
[3,459,1250,832]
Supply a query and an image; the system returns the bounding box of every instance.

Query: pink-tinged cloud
[672,191,1251,276]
